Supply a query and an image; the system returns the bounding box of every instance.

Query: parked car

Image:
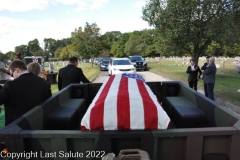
[108,58,136,75]
[129,55,147,71]
[82,59,90,63]
[100,60,110,71]
[97,57,111,66]
[93,58,100,65]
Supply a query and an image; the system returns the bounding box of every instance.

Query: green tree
[15,45,29,57]
[44,38,57,57]
[28,39,43,56]
[223,43,240,57]
[125,34,142,56]
[124,30,150,57]
[71,22,101,66]
[206,41,223,57]
[143,0,240,64]
[56,38,72,48]
[59,46,70,60]
[143,29,169,57]
[137,29,156,57]
[103,31,122,47]
[54,47,64,59]
[4,51,15,60]
[95,35,110,57]
[110,33,130,57]
[110,41,118,57]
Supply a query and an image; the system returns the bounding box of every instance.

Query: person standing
[201,56,210,97]
[0,60,52,126]
[201,57,217,101]
[0,52,23,76]
[58,56,90,91]
[13,52,22,60]
[186,59,202,91]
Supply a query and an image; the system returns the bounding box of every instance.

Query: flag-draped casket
[80,74,170,130]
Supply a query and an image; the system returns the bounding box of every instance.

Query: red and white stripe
[80,74,170,130]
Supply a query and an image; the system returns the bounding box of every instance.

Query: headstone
[232,66,240,71]
[45,62,49,67]
[216,64,220,68]
[41,64,45,71]
[49,62,54,72]
[62,61,66,67]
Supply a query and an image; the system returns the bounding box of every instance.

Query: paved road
[92,70,172,83]
[92,69,240,115]
[92,70,206,95]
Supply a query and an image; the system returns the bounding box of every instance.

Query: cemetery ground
[0,58,239,129]
[147,57,240,111]
[49,58,240,111]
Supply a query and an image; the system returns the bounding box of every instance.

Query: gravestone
[40,64,45,71]
[49,62,54,72]
[216,64,220,68]
[45,62,49,67]
[232,66,240,71]
[62,61,66,67]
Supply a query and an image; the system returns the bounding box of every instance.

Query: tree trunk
[193,43,201,65]
[193,39,212,65]
[90,54,93,67]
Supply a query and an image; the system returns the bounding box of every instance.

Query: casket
[80,73,170,130]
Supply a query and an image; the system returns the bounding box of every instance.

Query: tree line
[0,0,239,64]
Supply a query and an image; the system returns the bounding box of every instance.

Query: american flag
[80,74,170,130]
[32,58,38,63]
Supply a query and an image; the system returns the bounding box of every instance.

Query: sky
[0,0,153,53]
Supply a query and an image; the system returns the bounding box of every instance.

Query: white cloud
[62,17,86,26]
[0,16,26,36]
[89,0,109,10]
[0,0,109,12]
[134,1,146,8]
[0,0,49,12]
[98,16,153,35]
[0,1,151,53]
[0,16,82,52]
[53,0,109,11]
[53,0,84,5]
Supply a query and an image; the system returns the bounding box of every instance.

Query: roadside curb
[90,71,100,83]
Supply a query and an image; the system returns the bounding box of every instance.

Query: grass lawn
[148,57,240,106]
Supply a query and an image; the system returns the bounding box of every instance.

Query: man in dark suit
[186,59,202,91]
[58,57,90,91]
[0,60,52,126]
[201,56,210,97]
[201,57,217,101]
